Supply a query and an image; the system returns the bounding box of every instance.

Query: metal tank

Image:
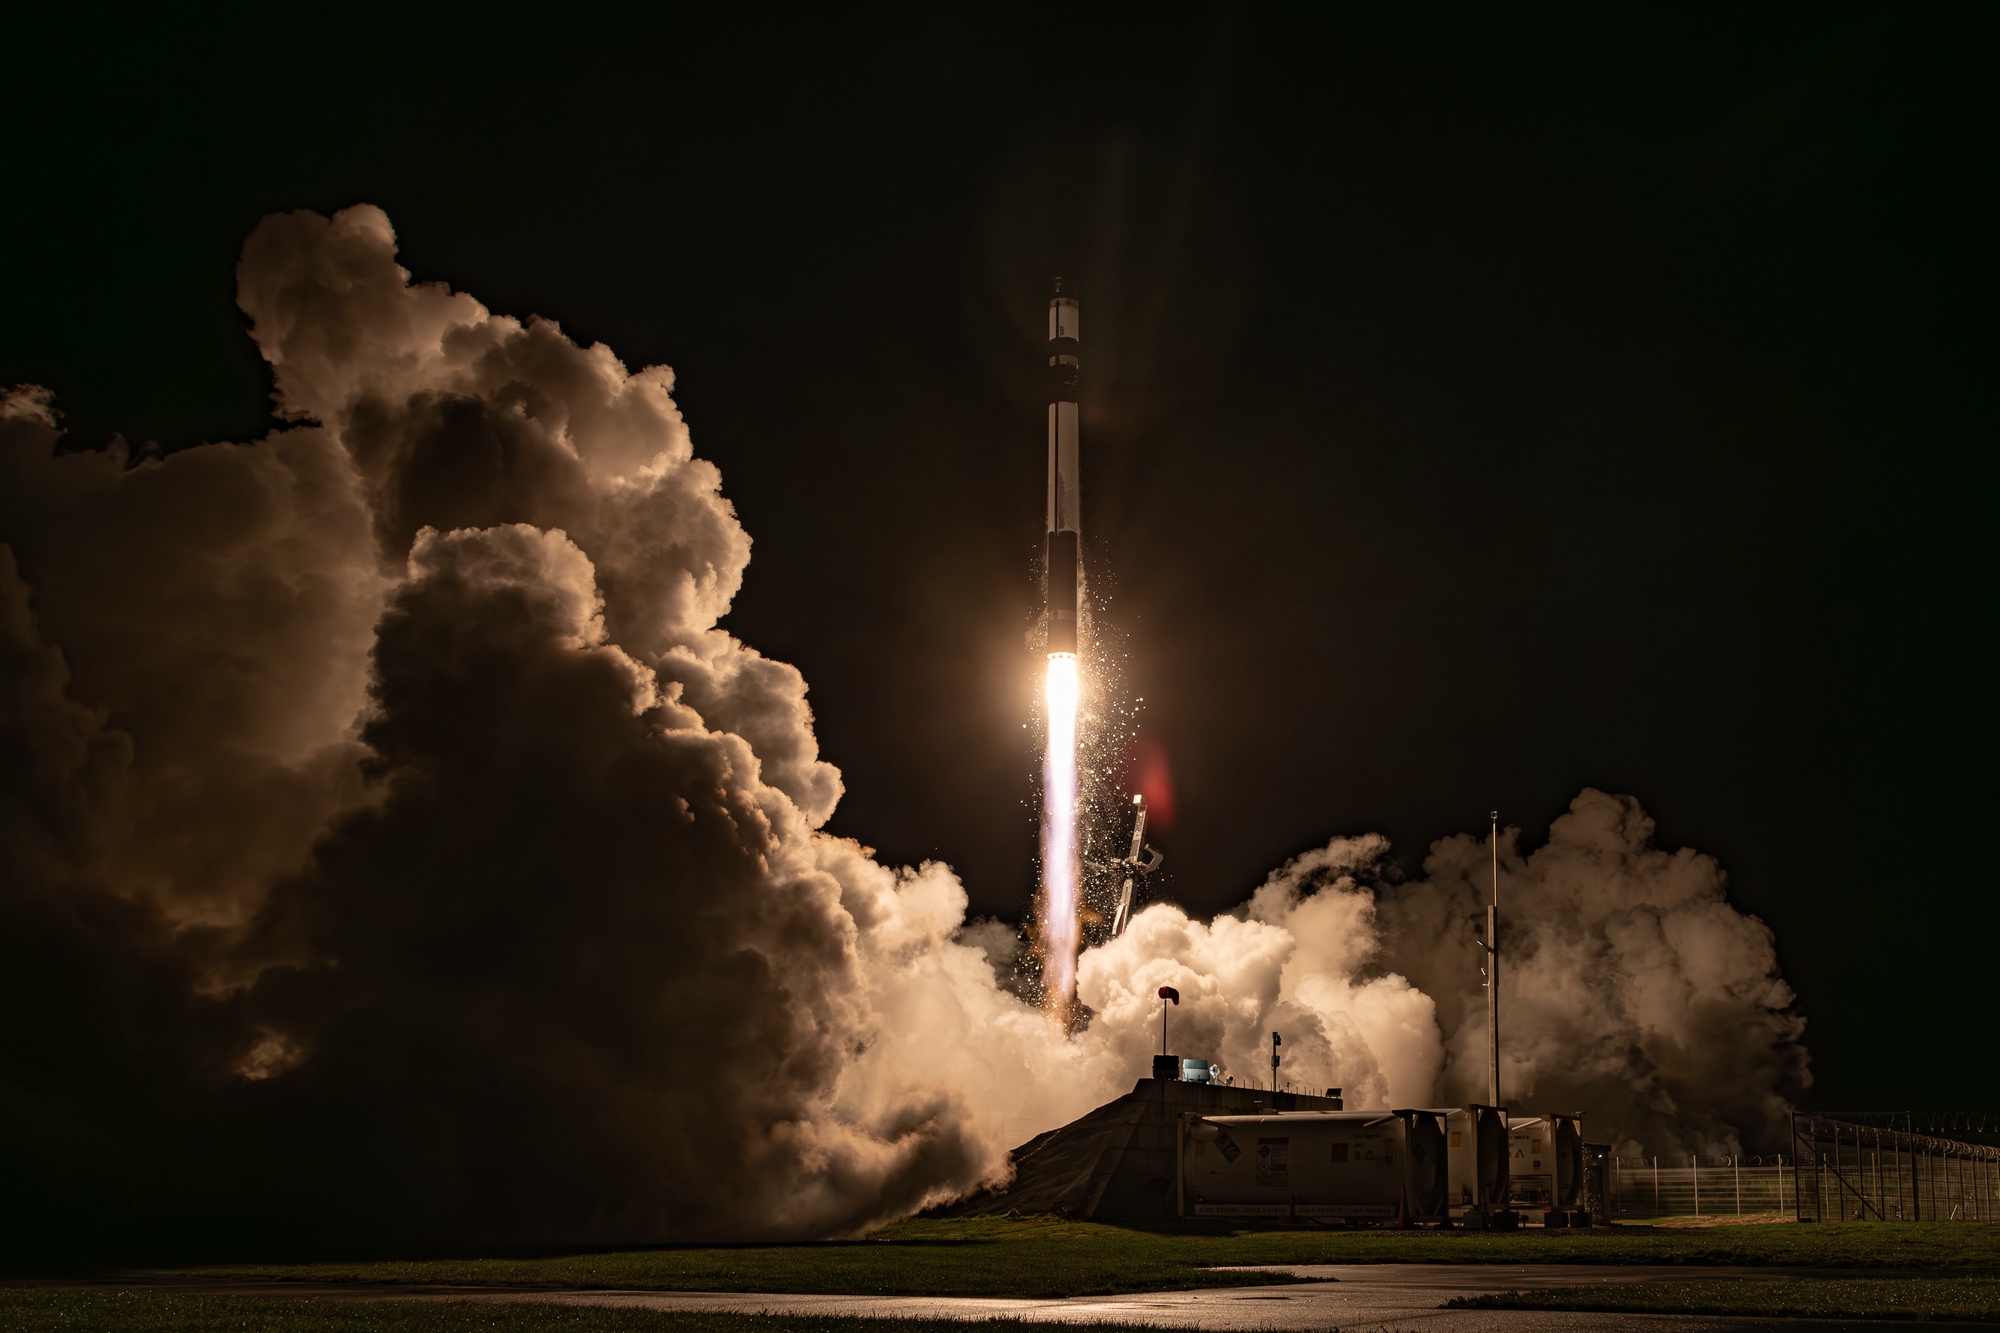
[1178,1110,1449,1225]
[1507,1113,1587,1225]
[1439,1104,1511,1227]
[1550,1113,1586,1223]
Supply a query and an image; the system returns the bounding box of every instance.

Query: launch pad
[939,1078,1346,1224]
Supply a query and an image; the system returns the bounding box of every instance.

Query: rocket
[1046,277,1082,657]
[1037,276,1086,1012]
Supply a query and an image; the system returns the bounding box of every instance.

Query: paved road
[52,1265,2000,1333]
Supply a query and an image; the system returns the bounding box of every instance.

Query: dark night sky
[6,6,1993,1110]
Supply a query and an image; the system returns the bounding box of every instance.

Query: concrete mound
[940,1078,1344,1222]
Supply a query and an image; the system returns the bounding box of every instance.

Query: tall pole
[1488,810,1500,1108]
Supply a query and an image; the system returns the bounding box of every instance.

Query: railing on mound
[1791,1112,2000,1223]
[1606,1154,1796,1219]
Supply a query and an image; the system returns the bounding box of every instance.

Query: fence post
[1840,1124,1850,1220]
[1816,1128,1826,1223]
[1840,1120,1856,1216]
[1794,1115,1807,1223]
[1897,1129,1907,1222]
[1734,1154,1742,1216]
[1800,1104,1816,1216]
[1692,1153,1700,1216]
[1653,1157,1659,1215]
[1873,1128,1882,1221]
[1910,1116,1921,1223]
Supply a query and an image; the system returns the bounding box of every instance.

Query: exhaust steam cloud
[0,207,1807,1248]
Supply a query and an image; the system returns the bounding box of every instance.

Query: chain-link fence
[1604,1115,2000,1222]
[1607,1155,1793,1218]
[1793,1113,2000,1223]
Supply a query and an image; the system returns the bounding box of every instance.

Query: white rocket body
[1046,280,1081,655]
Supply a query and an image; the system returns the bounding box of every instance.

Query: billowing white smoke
[0,206,1804,1248]
[1375,793,1811,1154]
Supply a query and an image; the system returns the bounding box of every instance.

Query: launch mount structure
[1109,794,1163,937]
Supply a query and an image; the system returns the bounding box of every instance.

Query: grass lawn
[88,1217,2000,1298]
[1449,1276,2000,1322]
[0,1292,1168,1333]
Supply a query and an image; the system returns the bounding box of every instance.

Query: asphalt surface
[40,1265,2000,1332]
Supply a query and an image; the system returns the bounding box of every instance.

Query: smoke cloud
[0,206,1804,1249]
[1375,793,1811,1154]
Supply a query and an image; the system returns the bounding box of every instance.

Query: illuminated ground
[11,1217,2000,1328]
[111,1216,2000,1295]
[12,1267,2000,1332]
[1452,1275,2000,1321]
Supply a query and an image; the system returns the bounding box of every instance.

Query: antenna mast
[1487,809,1500,1107]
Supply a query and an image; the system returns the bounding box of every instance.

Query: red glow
[1133,736,1176,830]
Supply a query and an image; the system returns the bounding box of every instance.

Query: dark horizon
[5,3,1992,1127]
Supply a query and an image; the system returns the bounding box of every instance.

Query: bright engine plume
[1041,651,1081,1012]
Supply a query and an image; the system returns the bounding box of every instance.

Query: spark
[1040,651,1080,1020]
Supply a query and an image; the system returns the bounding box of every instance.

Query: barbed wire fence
[1600,1114,2000,1222]
[1791,1112,2000,1223]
